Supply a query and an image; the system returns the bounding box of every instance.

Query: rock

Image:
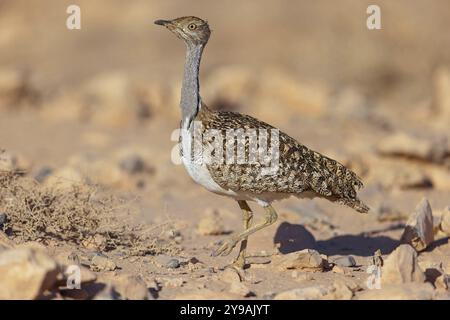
[381,244,425,286]
[90,254,117,272]
[162,277,185,288]
[274,282,352,300]
[197,208,227,236]
[119,154,145,174]
[229,282,253,297]
[377,132,448,163]
[432,209,444,235]
[107,274,150,300]
[167,258,180,269]
[400,198,434,252]
[357,283,434,300]
[34,167,53,183]
[220,268,241,284]
[153,255,184,268]
[81,234,107,251]
[439,206,450,235]
[333,256,357,267]
[0,247,59,299]
[332,265,350,275]
[279,249,328,271]
[0,212,7,228]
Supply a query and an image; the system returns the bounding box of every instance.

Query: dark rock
[0,213,7,228]
[119,155,145,174]
[333,256,357,267]
[34,167,53,183]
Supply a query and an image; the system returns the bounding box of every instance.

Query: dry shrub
[0,171,177,256]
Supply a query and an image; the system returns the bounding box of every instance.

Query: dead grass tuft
[0,171,177,256]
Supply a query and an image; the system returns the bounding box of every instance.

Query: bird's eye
[188,23,197,30]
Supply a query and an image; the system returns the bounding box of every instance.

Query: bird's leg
[212,204,278,258]
[230,200,254,268]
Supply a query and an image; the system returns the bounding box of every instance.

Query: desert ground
[1,0,450,300]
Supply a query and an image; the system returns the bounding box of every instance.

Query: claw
[211,237,239,257]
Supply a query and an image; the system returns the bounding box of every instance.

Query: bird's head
[154,16,211,46]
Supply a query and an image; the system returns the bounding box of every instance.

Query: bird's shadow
[274,222,399,257]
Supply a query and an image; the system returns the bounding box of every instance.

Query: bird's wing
[197,107,368,213]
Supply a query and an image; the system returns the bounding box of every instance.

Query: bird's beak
[154,19,171,27]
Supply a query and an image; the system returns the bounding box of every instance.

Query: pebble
[278,249,328,271]
[34,167,53,183]
[333,255,357,267]
[167,258,180,269]
[90,254,117,272]
[119,155,145,174]
[0,212,7,228]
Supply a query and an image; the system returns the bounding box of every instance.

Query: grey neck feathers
[180,44,204,128]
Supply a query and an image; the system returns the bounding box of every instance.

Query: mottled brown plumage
[196,104,369,213]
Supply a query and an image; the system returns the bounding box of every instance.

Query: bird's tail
[339,197,370,213]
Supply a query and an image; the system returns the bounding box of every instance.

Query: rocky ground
[1,0,450,300]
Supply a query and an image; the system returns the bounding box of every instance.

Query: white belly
[180,129,237,197]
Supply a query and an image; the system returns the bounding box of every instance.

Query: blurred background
[1,0,450,300]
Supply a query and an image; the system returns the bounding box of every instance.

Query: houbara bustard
[155,16,369,268]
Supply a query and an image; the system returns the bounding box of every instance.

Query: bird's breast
[179,129,237,197]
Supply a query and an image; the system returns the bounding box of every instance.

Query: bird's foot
[230,255,247,269]
[211,236,239,257]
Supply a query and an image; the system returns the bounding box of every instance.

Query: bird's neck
[180,44,204,129]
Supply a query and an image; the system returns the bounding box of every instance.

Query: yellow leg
[231,200,253,268]
[212,203,278,258]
